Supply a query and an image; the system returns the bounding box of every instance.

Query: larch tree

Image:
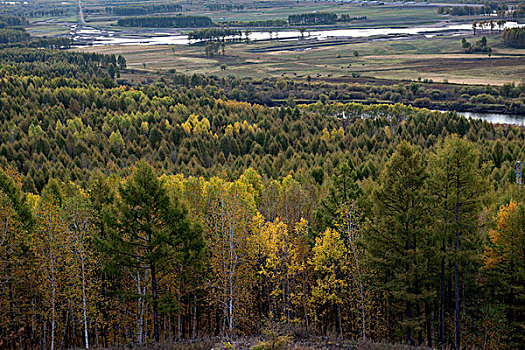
[428,135,489,350]
[0,169,33,348]
[315,162,362,232]
[481,198,525,347]
[366,141,433,345]
[103,160,204,343]
[0,190,22,348]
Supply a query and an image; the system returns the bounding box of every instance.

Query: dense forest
[0,47,524,349]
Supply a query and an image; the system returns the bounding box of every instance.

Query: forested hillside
[0,48,524,349]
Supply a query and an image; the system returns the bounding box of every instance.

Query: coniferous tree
[102,160,204,343]
[366,141,432,345]
[315,162,362,231]
[428,135,489,349]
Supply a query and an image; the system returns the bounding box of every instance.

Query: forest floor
[93,337,433,350]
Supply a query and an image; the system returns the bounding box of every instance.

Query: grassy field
[76,32,525,86]
[21,0,519,86]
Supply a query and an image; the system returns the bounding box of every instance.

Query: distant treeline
[0,48,120,83]
[188,28,243,41]
[0,28,30,44]
[289,12,337,25]
[0,15,28,27]
[206,3,245,11]
[117,15,213,28]
[503,27,525,48]
[0,15,72,49]
[339,14,367,22]
[27,9,70,18]
[219,19,288,27]
[105,4,182,16]
[513,3,525,18]
[437,5,495,16]
[17,37,73,50]
[288,12,366,25]
[117,13,367,29]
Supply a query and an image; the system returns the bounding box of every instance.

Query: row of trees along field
[116,13,366,29]
[0,48,523,349]
[437,4,504,16]
[104,4,183,16]
[217,20,288,28]
[117,16,213,28]
[188,28,243,42]
[503,27,525,48]
[288,13,365,25]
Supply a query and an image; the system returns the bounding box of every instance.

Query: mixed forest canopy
[0,41,524,350]
[166,72,525,114]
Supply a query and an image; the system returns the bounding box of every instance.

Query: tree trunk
[192,291,197,339]
[81,258,89,349]
[151,262,159,342]
[336,302,343,338]
[50,258,56,350]
[440,239,445,348]
[425,301,432,347]
[455,172,460,350]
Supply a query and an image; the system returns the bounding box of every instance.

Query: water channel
[73,21,524,46]
[455,111,525,126]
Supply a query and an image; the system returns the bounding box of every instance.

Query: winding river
[73,21,524,46]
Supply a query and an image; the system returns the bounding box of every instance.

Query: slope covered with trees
[0,47,524,349]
